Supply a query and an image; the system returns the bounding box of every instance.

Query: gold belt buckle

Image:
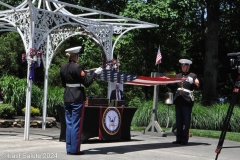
[181,87,184,90]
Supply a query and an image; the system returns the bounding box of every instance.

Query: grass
[131,126,240,142]
[190,129,240,142]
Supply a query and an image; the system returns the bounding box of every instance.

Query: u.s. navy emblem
[102,107,121,135]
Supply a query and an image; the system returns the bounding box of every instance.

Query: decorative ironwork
[0,0,158,68]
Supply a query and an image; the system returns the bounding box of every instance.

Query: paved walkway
[0,127,239,160]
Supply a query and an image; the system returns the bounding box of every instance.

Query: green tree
[202,1,240,105]
[0,0,24,10]
[0,32,26,78]
[202,0,220,105]
[62,0,128,15]
[119,0,203,100]
[1,0,240,105]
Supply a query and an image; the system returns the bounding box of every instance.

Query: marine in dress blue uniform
[167,59,200,145]
[60,46,102,155]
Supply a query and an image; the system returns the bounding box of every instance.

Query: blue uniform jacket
[60,62,97,103]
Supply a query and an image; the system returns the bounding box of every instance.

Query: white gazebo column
[24,62,32,140]
[42,36,50,130]
[24,0,35,140]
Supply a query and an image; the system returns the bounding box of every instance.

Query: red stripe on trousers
[98,106,102,140]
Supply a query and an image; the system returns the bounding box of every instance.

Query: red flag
[155,46,162,65]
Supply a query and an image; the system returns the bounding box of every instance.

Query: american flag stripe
[123,82,154,86]
[125,76,185,86]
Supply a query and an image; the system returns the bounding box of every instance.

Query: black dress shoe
[181,142,188,145]
[172,141,181,144]
[59,139,66,142]
[67,151,85,155]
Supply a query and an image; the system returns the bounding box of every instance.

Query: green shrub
[44,86,64,117]
[0,104,16,119]
[0,75,27,115]
[0,75,64,117]
[22,106,40,117]
[131,100,153,126]
[130,99,240,132]
[128,97,142,108]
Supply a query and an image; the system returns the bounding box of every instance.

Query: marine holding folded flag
[60,46,103,155]
[167,59,199,145]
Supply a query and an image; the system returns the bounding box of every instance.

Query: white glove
[106,65,110,70]
[94,67,103,75]
[186,77,193,84]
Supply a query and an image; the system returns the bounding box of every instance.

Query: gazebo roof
[0,0,159,62]
[0,0,158,33]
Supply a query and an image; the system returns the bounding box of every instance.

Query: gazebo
[0,0,159,140]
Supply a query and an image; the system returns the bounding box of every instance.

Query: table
[55,105,137,141]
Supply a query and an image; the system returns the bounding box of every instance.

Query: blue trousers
[175,104,192,143]
[64,102,84,153]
